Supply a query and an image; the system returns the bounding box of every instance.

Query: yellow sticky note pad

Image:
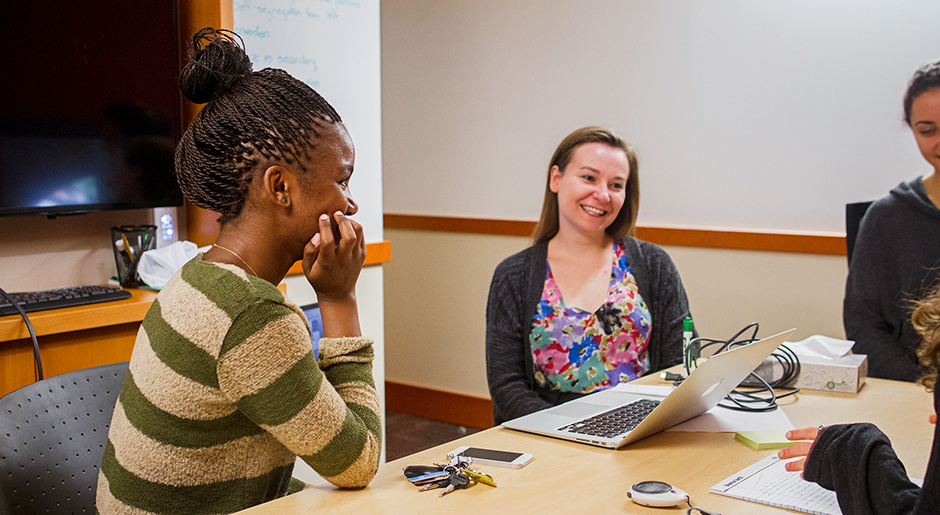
[735,430,799,450]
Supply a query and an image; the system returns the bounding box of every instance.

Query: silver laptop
[502,328,796,449]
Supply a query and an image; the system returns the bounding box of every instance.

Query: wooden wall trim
[286,240,391,275]
[384,214,846,255]
[634,226,845,255]
[385,214,536,237]
[385,381,494,430]
[362,240,392,265]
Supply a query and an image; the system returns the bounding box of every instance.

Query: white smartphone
[448,446,534,469]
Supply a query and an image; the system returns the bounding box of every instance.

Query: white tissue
[785,335,855,359]
[137,241,210,288]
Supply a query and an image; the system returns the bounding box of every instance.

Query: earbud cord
[686,497,721,515]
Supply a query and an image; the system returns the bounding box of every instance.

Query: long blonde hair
[912,283,940,391]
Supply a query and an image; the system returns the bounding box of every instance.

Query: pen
[121,234,136,261]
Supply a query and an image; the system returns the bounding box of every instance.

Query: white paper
[609,383,674,398]
[666,404,795,432]
[611,382,794,432]
[612,382,794,432]
[711,455,841,515]
[711,454,924,515]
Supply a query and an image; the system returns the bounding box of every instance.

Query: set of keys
[403,454,497,497]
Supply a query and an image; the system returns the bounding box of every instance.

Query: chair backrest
[0,362,128,515]
[845,201,874,265]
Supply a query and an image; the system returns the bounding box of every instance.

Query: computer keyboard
[0,285,133,317]
[559,398,662,438]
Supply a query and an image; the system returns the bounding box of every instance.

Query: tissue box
[792,353,868,393]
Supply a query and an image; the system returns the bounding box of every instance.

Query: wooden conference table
[239,373,934,514]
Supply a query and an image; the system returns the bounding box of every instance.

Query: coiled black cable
[680,322,800,412]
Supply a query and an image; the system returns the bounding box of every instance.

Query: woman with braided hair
[97,28,381,514]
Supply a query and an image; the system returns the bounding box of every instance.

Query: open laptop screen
[299,303,323,359]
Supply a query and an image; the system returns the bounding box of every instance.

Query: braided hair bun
[179,28,253,104]
[174,28,342,222]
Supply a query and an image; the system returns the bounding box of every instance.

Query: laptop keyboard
[558,398,662,438]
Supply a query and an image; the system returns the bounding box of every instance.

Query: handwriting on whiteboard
[233,0,364,89]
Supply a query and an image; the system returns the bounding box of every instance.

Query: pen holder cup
[111,225,157,288]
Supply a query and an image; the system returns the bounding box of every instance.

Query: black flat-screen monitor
[0,0,183,218]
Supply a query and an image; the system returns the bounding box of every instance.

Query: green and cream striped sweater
[96,256,381,514]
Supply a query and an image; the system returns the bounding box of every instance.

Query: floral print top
[529,240,651,393]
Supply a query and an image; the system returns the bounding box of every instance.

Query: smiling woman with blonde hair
[485,126,694,425]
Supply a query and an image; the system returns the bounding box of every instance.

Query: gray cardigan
[485,238,694,425]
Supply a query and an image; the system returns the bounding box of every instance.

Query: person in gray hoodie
[844,60,940,382]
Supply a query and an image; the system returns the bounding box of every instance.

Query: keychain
[402,455,498,497]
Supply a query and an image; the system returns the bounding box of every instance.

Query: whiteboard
[381,0,940,234]
[233,0,383,243]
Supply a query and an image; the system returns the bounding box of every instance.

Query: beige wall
[381,0,940,232]
[379,1,858,400]
[383,230,528,398]
[383,228,847,399]
[0,210,158,292]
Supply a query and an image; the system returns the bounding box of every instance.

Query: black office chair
[0,362,128,515]
[845,201,874,265]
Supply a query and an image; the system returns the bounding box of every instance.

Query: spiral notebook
[711,454,923,515]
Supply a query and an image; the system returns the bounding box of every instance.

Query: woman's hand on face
[777,426,822,473]
[302,211,366,302]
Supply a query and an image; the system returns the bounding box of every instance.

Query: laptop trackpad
[553,401,609,418]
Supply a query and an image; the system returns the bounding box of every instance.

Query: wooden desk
[0,288,157,396]
[238,376,934,514]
